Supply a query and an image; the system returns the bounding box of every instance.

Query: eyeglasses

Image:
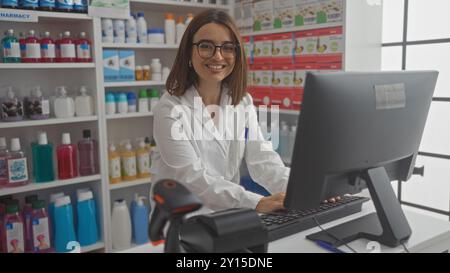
[192,40,239,59]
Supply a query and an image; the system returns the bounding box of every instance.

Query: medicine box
[119,50,136,81]
[103,50,120,82]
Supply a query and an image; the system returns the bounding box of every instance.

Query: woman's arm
[244,95,291,194]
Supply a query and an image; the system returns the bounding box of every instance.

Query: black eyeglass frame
[192,40,240,59]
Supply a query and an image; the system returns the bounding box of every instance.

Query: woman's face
[191,23,236,85]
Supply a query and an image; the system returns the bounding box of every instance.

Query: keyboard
[260,195,370,242]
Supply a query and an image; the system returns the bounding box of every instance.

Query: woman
[151,9,289,213]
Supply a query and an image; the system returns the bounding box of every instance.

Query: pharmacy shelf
[0,175,102,197]
[81,242,105,253]
[0,116,98,129]
[106,112,154,120]
[109,177,152,191]
[0,63,96,69]
[241,22,343,37]
[102,43,179,49]
[104,81,166,88]
[130,0,230,13]
[0,8,92,22]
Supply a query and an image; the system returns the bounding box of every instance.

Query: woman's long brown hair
[165,9,248,106]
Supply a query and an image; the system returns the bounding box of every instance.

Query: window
[382,0,450,219]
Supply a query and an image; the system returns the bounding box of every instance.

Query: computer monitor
[284,71,439,247]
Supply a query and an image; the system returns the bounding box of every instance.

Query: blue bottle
[54,196,76,253]
[39,0,56,11]
[48,192,65,244]
[72,0,87,13]
[1,0,19,8]
[127,92,137,113]
[131,196,149,245]
[31,132,55,183]
[76,190,98,246]
[21,0,39,9]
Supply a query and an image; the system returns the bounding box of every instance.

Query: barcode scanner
[148,179,202,253]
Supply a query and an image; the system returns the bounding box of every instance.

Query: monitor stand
[306,167,412,248]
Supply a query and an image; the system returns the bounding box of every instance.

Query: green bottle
[1,29,21,63]
[32,132,55,183]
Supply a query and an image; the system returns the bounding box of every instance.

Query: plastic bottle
[127,92,137,113]
[39,0,56,11]
[54,86,75,118]
[125,13,137,44]
[56,0,73,12]
[21,0,39,10]
[0,196,14,253]
[6,138,29,187]
[135,65,143,81]
[76,191,98,246]
[23,195,38,252]
[1,87,24,122]
[18,32,26,60]
[185,13,194,26]
[22,30,41,63]
[113,19,126,44]
[53,196,76,253]
[0,137,9,187]
[59,31,76,62]
[143,65,151,81]
[164,13,176,45]
[1,0,19,9]
[151,58,162,81]
[1,29,20,63]
[147,28,164,44]
[57,133,78,180]
[120,141,136,181]
[105,92,116,115]
[72,0,87,13]
[75,86,94,116]
[55,33,63,62]
[176,16,186,45]
[48,192,64,244]
[117,92,128,114]
[31,200,52,252]
[136,140,150,179]
[136,12,148,44]
[101,18,114,43]
[3,203,25,253]
[148,88,160,112]
[108,143,121,184]
[138,89,149,113]
[26,86,50,120]
[75,32,92,62]
[31,131,55,183]
[111,199,131,250]
[78,129,99,176]
[40,31,56,63]
[131,196,149,244]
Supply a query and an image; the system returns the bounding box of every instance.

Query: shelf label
[0,9,38,22]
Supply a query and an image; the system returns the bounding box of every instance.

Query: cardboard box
[119,50,135,81]
[271,89,294,110]
[274,0,295,29]
[103,50,120,82]
[294,31,317,63]
[252,64,272,87]
[294,0,318,26]
[271,33,294,64]
[316,27,344,63]
[294,63,317,88]
[253,0,274,31]
[272,64,295,88]
[253,35,272,64]
[317,0,343,24]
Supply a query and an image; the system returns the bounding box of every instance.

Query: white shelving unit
[104,81,165,88]
[0,116,98,129]
[102,43,178,49]
[0,63,95,69]
[106,112,154,120]
[241,21,343,37]
[109,177,152,191]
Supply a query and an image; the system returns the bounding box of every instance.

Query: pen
[315,240,347,253]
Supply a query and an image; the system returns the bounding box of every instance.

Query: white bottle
[176,16,186,45]
[111,199,132,250]
[136,12,148,44]
[75,86,94,117]
[113,19,126,44]
[101,18,114,43]
[164,13,176,45]
[185,13,194,26]
[125,13,137,44]
[54,87,75,118]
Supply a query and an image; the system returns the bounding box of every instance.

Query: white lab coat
[151,85,290,211]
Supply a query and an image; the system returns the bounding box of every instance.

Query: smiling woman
[153,9,290,214]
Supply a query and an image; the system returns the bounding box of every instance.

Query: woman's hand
[255,192,286,213]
